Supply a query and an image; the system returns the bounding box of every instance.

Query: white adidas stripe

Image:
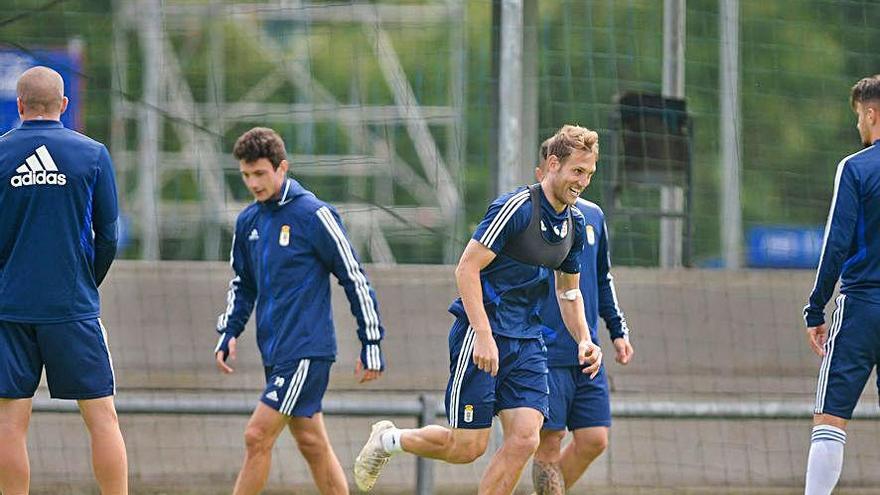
[366,344,381,371]
[36,145,58,171]
[97,318,116,395]
[316,207,381,341]
[26,154,44,172]
[278,179,292,205]
[479,190,529,249]
[449,326,476,428]
[14,146,61,174]
[280,359,310,415]
[213,333,227,353]
[808,148,873,303]
[815,295,843,413]
[217,233,239,331]
[815,294,845,414]
[604,221,628,337]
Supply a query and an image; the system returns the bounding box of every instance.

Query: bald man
[0,66,126,494]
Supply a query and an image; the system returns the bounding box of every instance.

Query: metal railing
[31,395,880,494]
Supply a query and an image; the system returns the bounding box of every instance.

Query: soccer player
[0,66,125,494]
[354,124,602,495]
[530,132,633,494]
[803,74,880,495]
[214,127,386,495]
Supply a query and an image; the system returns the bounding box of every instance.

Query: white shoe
[354,420,396,491]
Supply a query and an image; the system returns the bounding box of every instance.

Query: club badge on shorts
[586,224,595,245]
[463,404,474,423]
[279,225,290,246]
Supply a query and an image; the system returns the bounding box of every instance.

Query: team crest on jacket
[279,225,290,246]
[552,220,568,239]
[586,225,595,245]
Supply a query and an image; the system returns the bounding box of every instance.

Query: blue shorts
[815,295,880,420]
[445,318,549,429]
[260,358,331,418]
[0,318,115,400]
[544,365,611,431]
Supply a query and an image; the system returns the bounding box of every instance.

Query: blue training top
[217,178,386,369]
[805,140,880,326]
[0,120,118,323]
[540,199,628,367]
[448,185,586,340]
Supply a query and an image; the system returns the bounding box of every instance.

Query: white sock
[381,428,404,454]
[805,425,846,495]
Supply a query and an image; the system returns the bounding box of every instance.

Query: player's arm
[804,160,859,356]
[91,146,119,287]
[312,206,384,383]
[555,270,602,378]
[455,239,499,376]
[596,220,632,365]
[214,221,257,373]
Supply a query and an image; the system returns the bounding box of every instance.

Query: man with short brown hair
[216,126,386,495]
[803,74,880,494]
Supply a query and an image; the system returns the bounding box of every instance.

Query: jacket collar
[20,120,64,129]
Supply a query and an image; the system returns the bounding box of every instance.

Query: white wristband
[560,288,581,301]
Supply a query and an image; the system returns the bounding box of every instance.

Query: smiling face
[240,157,288,202]
[543,149,596,211]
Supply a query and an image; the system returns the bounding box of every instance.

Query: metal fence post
[416,394,434,495]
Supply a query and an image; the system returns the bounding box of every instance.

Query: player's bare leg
[355,422,489,491]
[401,425,489,462]
[78,397,128,495]
[0,399,31,495]
[532,429,565,495]
[233,402,288,495]
[289,413,348,495]
[479,407,543,495]
[558,426,608,488]
[806,413,848,495]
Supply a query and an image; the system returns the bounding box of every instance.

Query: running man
[354,124,602,495]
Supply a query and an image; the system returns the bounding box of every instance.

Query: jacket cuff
[360,343,384,371]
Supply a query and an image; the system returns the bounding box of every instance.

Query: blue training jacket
[217,178,385,369]
[448,185,586,340]
[805,140,880,326]
[0,120,118,323]
[540,199,628,367]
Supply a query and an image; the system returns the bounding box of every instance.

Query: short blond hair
[547,124,599,160]
[541,124,599,169]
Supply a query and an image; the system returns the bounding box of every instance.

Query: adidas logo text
[10,145,67,188]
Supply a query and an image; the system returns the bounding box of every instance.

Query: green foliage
[3,0,879,264]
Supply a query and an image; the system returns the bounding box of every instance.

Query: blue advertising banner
[747,226,824,269]
[0,48,82,134]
